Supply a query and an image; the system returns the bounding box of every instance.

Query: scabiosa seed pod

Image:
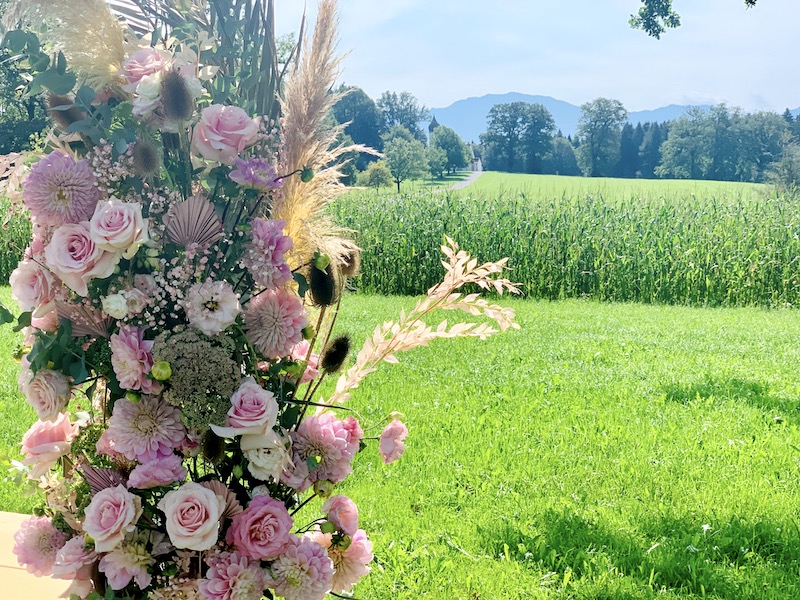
[160,69,193,121]
[309,262,341,306]
[47,94,85,130]
[132,139,161,178]
[321,335,350,373]
[202,429,226,464]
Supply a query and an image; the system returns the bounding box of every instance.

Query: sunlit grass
[2,288,800,598]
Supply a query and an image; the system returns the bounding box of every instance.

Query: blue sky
[275,1,800,112]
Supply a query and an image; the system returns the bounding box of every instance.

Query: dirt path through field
[450,171,483,190]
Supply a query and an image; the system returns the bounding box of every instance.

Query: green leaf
[0,302,13,325]
[3,30,29,53]
[293,272,309,298]
[69,356,89,384]
[56,51,67,75]
[31,69,76,95]
[75,85,97,108]
[12,311,32,332]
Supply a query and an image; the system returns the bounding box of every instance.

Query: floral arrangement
[0,1,519,599]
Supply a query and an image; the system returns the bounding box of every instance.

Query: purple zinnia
[23,151,100,225]
[240,218,293,290]
[106,396,187,462]
[229,157,283,192]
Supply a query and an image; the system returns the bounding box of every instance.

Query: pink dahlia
[283,413,362,492]
[199,551,267,600]
[12,515,67,576]
[229,158,283,192]
[106,395,186,462]
[21,413,79,478]
[240,218,292,290]
[128,453,188,489]
[379,419,409,464]
[226,494,292,560]
[110,326,161,394]
[98,532,156,590]
[311,529,373,593]
[267,536,333,600]
[23,151,100,225]
[244,288,307,359]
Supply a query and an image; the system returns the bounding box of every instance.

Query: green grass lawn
[3,286,800,598]
[348,170,472,196]
[463,172,766,202]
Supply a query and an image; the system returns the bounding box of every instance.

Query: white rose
[89,199,149,259]
[158,482,224,551]
[132,72,162,118]
[241,430,292,481]
[102,293,129,319]
[25,369,71,421]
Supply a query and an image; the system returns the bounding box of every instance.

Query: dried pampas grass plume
[272,0,376,270]
[3,0,127,92]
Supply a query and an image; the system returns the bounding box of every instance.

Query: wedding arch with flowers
[0,1,519,598]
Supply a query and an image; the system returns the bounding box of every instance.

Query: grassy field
[3,286,800,598]
[465,172,766,201]
[333,174,800,306]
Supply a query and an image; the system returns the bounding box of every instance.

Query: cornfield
[331,186,800,307]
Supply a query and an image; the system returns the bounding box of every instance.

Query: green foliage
[427,145,447,178]
[480,101,556,173]
[383,128,428,192]
[631,0,757,38]
[332,173,800,307]
[357,160,394,189]
[377,90,429,142]
[332,85,383,170]
[0,199,31,284]
[576,98,628,177]
[429,125,469,174]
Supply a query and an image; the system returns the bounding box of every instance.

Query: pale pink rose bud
[21,413,79,478]
[158,482,225,551]
[89,199,148,259]
[24,369,71,421]
[379,419,409,464]
[122,47,168,92]
[10,258,57,316]
[322,495,359,536]
[44,222,119,296]
[83,485,143,552]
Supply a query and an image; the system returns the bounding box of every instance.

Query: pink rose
[52,535,97,585]
[24,369,71,421]
[128,454,188,489]
[10,258,57,316]
[191,105,259,164]
[158,482,224,550]
[44,222,119,296]
[226,494,293,560]
[21,413,78,478]
[210,377,278,437]
[290,340,320,384]
[379,419,408,464]
[83,485,143,552]
[322,495,359,536]
[122,47,168,92]
[89,199,148,259]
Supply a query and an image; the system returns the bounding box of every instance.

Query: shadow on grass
[662,377,799,415]
[482,509,800,598]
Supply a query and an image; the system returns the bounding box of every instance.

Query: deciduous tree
[576,98,627,177]
[430,125,469,174]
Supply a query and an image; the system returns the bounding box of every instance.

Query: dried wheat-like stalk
[272,0,370,269]
[3,0,128,91]
[321,238,521,407]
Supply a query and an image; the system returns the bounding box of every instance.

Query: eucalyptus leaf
[31,69,76,95]
[0,302,13,325]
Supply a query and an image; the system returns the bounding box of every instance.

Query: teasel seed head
[309,261,342,306]
[132,139,161,178]
[160,69,194,122]
[47,94,85,130]
[321,335,350,374]
[339,242,361,277]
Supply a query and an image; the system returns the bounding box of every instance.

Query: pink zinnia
[379,419,409,464]
[311,529,373,593]
[267,536,333,600]
[128,454,188,489]
[244,288,307,359]
[199,551,267,600]
[106,396,186,462]
[240,218,292,290]
[283,413,362,492]
[23,151,100,225]
[110,326,161,394]
[13,516,67,576]
[225,494,292,560]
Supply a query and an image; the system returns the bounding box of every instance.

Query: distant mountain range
[428,92,718,142]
